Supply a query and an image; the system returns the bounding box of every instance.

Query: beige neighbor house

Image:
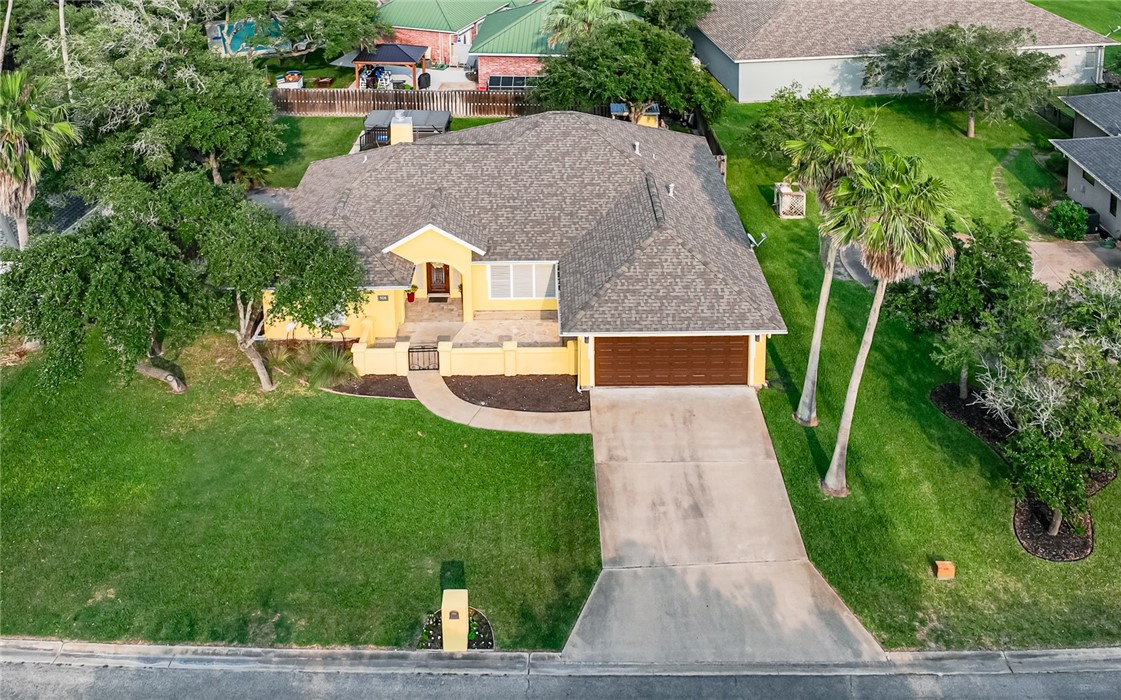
[692,0,1115,103]
[269,112,786,388]
[1052,92,1121,241]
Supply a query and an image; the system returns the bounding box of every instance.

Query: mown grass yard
[716,97,1121,650]
[0,338,600,650]
[1030,1,1121,68]
[263,116,506,189]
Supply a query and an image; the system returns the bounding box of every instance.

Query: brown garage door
[595,336,749,386]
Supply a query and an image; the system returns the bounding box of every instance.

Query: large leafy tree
[887,218,1039,398]
[198,199,368,392]
[18,0,281,196]
[636,0,711,33]
[782,102,880,427]
[820,151,955,496]
[977,270,1121,535]
[226,0,393,57]
[863,24,1059,138]
[0,215,207,392]
[546,0,630,48]
[165,50,282,184]
[0,71,80,250]
[534,20,728,122]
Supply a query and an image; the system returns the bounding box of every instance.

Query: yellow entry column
[441,589,469,652]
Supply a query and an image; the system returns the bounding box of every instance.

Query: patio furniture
[359,109,452,150]
[331,43,429,90]
[313,76,334,88]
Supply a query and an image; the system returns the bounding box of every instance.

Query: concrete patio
[1028,238,1121,290]
[397,299,564,347]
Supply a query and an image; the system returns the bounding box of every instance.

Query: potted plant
[407,284,418,303]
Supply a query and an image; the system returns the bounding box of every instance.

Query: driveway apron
[564,387,883,664]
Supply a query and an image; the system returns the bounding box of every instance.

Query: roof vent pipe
[667,183,675,197]
[633,141,640,155]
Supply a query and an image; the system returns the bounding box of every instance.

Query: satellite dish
[747,232,767,249]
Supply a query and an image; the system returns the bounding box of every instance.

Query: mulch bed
[929,383,1013,451]
[417,608,495,650]
[444,375,590,412]
[931,383,1116,563]
[331,375,415,399]
[1013,497,1093,562]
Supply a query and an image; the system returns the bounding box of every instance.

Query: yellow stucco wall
[469,264,559,312]
[430,340,577,378]
[750,335,768,387]
[577,336,594,388]
[262,289,405,341]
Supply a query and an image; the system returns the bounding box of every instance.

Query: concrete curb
[3,639,1119,676]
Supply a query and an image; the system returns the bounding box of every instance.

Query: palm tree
[59,0,74,101]
[545,0,628,48]
[783,105,879,427]
[0,71,81,250]
[820,150,955,497]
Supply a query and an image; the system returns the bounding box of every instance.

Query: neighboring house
[470,0,564,89]
[274,112,786,388]
[692,0,1115,103]
[1052,92,1121,240]
[0,193,96,249]
[380,0,518,66]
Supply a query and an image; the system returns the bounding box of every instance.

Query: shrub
[1047,199,1088,240]
[1045,152,1068,175]
[1023,188,1052,210]
[1033,134,1054,152]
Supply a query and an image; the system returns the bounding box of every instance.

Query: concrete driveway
[564,387,883,664]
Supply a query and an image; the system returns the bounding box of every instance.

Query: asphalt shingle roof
[381,0,513,33]
[1052,136,1121,198]
[287,112,786,335]
[1061,92,1121,137]
[697,0,1113,62]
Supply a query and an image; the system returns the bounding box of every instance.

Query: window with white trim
[488,263,557,299]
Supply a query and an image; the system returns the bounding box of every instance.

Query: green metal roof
[470,0,564,56]
[381,0,514,33]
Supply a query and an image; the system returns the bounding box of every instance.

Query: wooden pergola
[352,43,429,89]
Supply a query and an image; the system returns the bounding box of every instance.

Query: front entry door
[426,263,450,294]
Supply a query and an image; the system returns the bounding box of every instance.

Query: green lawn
[256,48,356,88]
[716,98,1121,649]
[263,117,506,189]
[0,337,600,650]
[263,116,363,188]
[1030,1,1121,69]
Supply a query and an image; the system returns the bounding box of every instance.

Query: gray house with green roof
[379,0,520,66]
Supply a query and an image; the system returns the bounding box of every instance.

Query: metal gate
[409,344,439,371]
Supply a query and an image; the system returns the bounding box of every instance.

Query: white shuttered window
[488,263,557,299]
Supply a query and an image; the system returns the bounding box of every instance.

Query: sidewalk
[406,371,591,435]
[3,638,1120,676]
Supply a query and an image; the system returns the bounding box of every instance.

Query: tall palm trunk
[794,236,836,426]
[59,0,73,101]
[966,113,976,139]
[822,280,886,497]
[0,0,13,66]
[15,212,28,250]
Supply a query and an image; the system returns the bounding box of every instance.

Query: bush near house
[1048,199,1089,240]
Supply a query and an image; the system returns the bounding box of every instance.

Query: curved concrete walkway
[407,371,591,435]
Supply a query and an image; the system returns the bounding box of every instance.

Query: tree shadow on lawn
[505,565,600,651]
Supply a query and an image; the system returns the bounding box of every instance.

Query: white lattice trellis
[774,182,806,219]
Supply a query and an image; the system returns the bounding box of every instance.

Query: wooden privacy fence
[270,88,546,117]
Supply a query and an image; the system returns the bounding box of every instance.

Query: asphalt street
[4,663,1121,699]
